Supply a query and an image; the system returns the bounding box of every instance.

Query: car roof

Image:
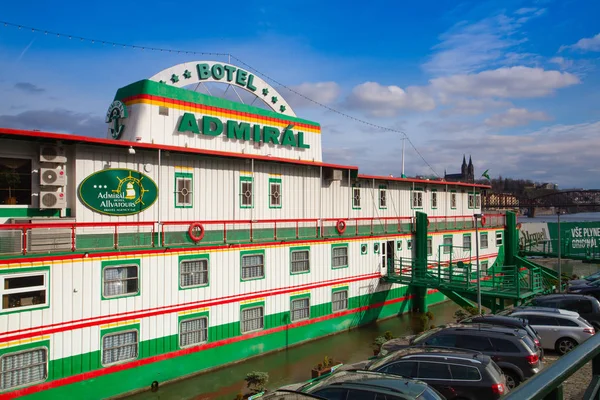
[256,390,327,400]
[302,370,428,397]
[512,309,580,318]
[535,294,597,301]
[465,314,528,326]
[441,323,524,335]
[366,346,490,370]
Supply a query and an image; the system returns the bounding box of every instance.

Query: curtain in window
[1,348,47,390]
[102,331,138,365]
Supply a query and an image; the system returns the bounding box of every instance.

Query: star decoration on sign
[183,70,192,79]
[171,74,179,83]
[271,96,278,104]
[159,80,166,84]
[280,105,286,112]
[262,88,269,96]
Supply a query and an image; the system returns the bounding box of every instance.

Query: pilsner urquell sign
[79,169,158,215]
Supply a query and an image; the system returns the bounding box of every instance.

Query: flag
[482,169,491,180]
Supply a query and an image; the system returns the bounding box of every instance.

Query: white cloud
[515,7,538,15]
[549,56,574,69]
[438,96,512,116]
[560,32,600,52]
[345,82,435,117]
[284,81,341,108]
[430,66,580,98]
[484,108,551,128]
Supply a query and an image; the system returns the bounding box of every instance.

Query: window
[496,231,503,246]
[0,347,47,389]
[179,317,208,347]
[0,157,32,206]
[269,178,282,208]
[443,236,452,254]
[332,245,348,269]
[159,106,169,116]
[407,240,412,250]
[175,172,193,208]
[241,305,264,333]
[396,240,402,251]
[449,364,481,381]
[352,185,361,209]
[480,232,488,249]
[475,193,481,209]
[425,334,457,347]
[240,176,253,208]
[332,290,348,312]
[457,335,493,351]
[103,265,139,298]
[241,252,264,280]
[291,297,310,322]
[463,234,471,250]
[427,237,433,256]
[412,189,423,208]
[290,248,310,274]
[380,361,417,377]
[102,330,138,365]
[556,317,579,327]
[180,258,209,288]
[360,243,368,255]
[431,190,438,209]
[418,362,452,380]
[379,185,387,209]
[480,261,489,275]
[468,193,475,209]
[1,271,48,312]
[374,242,380,253]
[523,315,559,326]
[450,191,457,209]
[568,300,593,314]
[314,388,348,399]
[489,338,520,353]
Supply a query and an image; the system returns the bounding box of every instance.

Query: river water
[126,301,461,400]
[519,211,600,223]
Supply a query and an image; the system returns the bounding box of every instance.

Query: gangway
[521,238,600,263]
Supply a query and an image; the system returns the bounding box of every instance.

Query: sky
[0,0,599,188]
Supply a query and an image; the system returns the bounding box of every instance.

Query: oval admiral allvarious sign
[79,168,158,216]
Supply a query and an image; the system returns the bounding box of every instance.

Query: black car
[279,370,445,400]
[525,294,600,330]
[380,324,542,389]
[253,390,328,399]
[359,347,508,400]
[569,271,600,287]
[461,314,544,358]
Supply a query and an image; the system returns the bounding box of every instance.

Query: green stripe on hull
[16,290,446,400]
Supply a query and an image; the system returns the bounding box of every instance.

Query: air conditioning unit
[40,168,66,186]
[39,191,66,209]
[323,168,343,181]
[40,145,67,163]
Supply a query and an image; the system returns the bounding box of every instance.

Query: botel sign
[177,113,310,149]
[79,169,158,216]
[196,63,257,92]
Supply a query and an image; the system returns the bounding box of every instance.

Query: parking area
[544,350,592,400]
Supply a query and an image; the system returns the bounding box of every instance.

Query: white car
[510,309,595,355]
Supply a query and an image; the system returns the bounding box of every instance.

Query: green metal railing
[522,238,600,262]
[505,332,600,400]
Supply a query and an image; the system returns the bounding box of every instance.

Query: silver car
[510,309,595,355]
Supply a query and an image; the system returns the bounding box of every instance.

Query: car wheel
[555,337,578,355]
[503,370,520,390]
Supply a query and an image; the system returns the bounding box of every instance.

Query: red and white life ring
[481,216,487,226]
[188,222,205,242]
[336,220,347,235]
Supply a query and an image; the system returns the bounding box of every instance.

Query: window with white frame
[291,297,310,322]
[379,186,387,208]
[332,290,348,312]
[412,190,423,208]
[463,234,471,250]
[480,232,489,249]
[102,330,138,365]
[443,236,453,254]
[431,191,438,208]
[240,177,253,208]
[496,231,503,247]
[332,246,348,268]
[0,347,47,390]
[468,193,475,208]
[241,253,264,280]
[0,271,48,312]
[450,192,457,209]
[290,249,310,274]
[475,193,481,209]
[269,179,282,208]
[352,186,361,208]
[427,238,433,255]
[180,259,208,288]
[0,157,32,206]
[103,265,139,298]
[241,305,264,333]
[179,317,208,347]
[481,261,489,275]
[175,173,193,207]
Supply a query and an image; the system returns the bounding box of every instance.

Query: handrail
[504,331,600,399]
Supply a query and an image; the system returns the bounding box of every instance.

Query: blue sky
[0,0,599,188]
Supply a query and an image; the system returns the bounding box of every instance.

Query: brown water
[125,301,460,400]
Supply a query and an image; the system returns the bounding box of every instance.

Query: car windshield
[586,272,600,281]
[486,359,504,380]
[522,336,536,353]
[417,386,445,400]
[579,317,593,327]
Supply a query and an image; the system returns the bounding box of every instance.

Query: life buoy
[336,220,347,235]
[481,216,487,226]
[188,222,205,242]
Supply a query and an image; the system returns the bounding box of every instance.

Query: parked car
[509,309,595,355]
[461,314,544,358]
[524,294,600,330]
[353,346,509,400]
[569,270,600,287]
[251,390,328,399]
[380,324,542,389]
[279,370,445,400]
[567,280,600,296]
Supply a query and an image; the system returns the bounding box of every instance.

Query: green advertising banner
[547,221,600,255]
[79,169,158,216]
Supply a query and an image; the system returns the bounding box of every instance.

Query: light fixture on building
[128,146,136,155]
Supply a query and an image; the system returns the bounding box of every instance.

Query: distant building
[536,182,558,190]
[444,155,475,183]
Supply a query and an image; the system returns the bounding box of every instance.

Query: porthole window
[374,243,380,253]
[360,244,367,255]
